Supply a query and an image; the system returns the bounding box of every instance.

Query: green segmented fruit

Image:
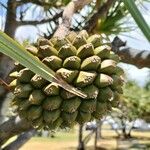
[61,111,78,123]
[109,51,120,62]
[32,116,44,129]
[111,75,124,90]
[115,66,124,75]
[93,102,108,119]
[18,109,28,119]
[81,56,101,71]
[43,96,62,110]
[9,71,19,78]
[11,97,22,106]
[43,109,60,123]
[77,43,94,59]
[74,71,97,87]
[111,91,120,107]
[78,30,89,39]
[61,120,77,128]
[62,97,81,113]
[72,35,87,49]
[43,83,59,96]
[94,45,111,59]
[94,74,113,88]
[29,90,45,105]
[48,118,63,130]
[60,89,76,99]
[11,30,124,130]
[27,106,42,120]
[18,68,34,83]
[19,99,31,110]
[57,68,78,83]
[58,44,76,59]
[42,56,62,71]
[9,79,20,89]
[38,45,58,58]
[100,59,117,74]
[82,85,99,99]
[31,75,48,88]
[114,86,123,94]
[26,45,38,56]
[80,99,96,113]
[87,34,101,48]
[77,111,91,124]
[97,87,114,102]
[52,38,68,50]
[14,84,32,98]
[38,38,52,46]
[63,56,81,69]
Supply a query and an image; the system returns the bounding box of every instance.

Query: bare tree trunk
[0,0,18,124]
[0,116,32,146]
[2,129,36,150]
[120,119,128,139]
[97,120,103,139]
[4,0,18,38]
[0,0,17,81]
[78,125,85,150]
[94,125,98,150]
[127,121,135,138]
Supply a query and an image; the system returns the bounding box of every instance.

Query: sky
[0,0,150,86]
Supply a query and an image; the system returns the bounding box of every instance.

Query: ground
[19,125,150,150]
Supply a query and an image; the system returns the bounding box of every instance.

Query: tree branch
[0,116,32,146]
[85,0,116,32]
[16,0,53,7]
[2,129,36,150]
[0,2,7,9]
[54,0,93,38]
[112,37,150,69]
[18,11,62,26]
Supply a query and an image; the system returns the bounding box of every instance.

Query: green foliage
[121,81,150,122]
[97,1,131,35]
[123,0,150,41]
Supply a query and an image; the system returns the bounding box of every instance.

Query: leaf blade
[0,30,87,98]
[123,0,150,41]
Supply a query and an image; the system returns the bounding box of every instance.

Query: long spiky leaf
[0,30,87,98]
[122,0,150,41]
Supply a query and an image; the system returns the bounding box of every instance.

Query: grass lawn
[19,126,150,150]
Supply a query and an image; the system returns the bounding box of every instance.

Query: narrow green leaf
[122,0,150,41]
[0,30,87,98]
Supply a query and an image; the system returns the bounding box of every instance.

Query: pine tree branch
[54,0,93,38]
[17,11,62,26]
[0,2,7,9]
[16,0,53,7]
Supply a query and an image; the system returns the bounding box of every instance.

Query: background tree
[110,81,150,138]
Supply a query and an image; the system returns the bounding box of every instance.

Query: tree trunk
[120,119,128,139]
[0,0,18,124]
[94,126,98,150]
[4,0,18,38]
[0,0,17,80]
[0,116,32,146]
[2,129,36,150]
[78,125,85,150]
